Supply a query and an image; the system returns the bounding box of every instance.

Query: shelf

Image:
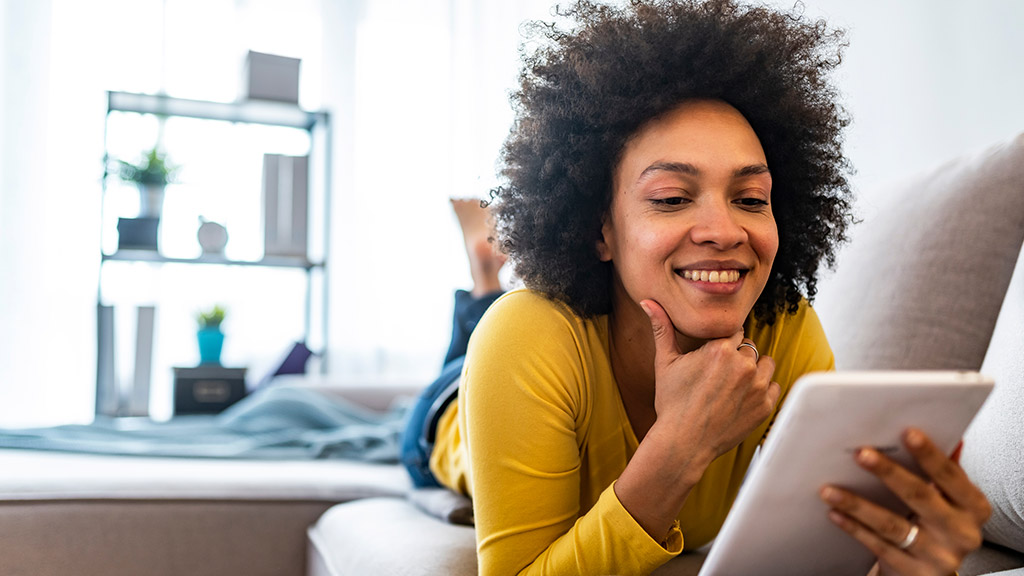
[102,250,321,270]
[98,91,332,418]
[107,91,328,130]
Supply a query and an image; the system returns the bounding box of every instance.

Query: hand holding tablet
[698,371,993,576]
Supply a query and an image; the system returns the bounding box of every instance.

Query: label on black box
[173,366,247,415]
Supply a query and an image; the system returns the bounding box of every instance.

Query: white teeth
[682,269,741,283]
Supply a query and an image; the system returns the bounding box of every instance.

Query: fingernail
[639,301,651,316]
[857,448,878,466]
[820,487,841,504]
[905,429,924,449]
[828,510,847,527]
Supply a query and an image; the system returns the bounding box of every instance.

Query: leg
[443,198,507,364]
[400,358,464,488]
[450,198,506,298]
[400,199,507,487]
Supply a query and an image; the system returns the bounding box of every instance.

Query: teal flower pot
[197,327,224,365]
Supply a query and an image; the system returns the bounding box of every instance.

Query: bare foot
[451,198,506,297]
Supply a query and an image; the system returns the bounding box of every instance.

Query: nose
[689,198,747,249]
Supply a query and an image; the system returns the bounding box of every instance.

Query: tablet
[698,370,993,576]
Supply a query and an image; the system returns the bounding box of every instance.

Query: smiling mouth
[679,269,744,283]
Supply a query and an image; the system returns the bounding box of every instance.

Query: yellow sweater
[431,289,834,575]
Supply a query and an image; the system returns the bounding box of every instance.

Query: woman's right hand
[641,298,780,461]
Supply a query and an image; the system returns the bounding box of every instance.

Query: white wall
[766,0,1024,202]
[762,0,1024,323]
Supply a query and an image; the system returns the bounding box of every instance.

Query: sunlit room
[0,0,1022,575]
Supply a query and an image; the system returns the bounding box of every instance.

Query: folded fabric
[407,487,475,526]
[0,386,409,462]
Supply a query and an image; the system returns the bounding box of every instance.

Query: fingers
[856,435,991,538]
[824,508,957,576]
[902,429,992,526]
[639,299,681,361]
[821,429,992,576]
[737,338,759,362]
[853,447,949,524]
[766,378,782,409]
[821,488,959,573]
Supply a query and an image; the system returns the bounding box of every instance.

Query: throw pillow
[814,133,1024,370]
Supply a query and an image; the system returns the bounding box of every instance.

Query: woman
[406,1,991,574]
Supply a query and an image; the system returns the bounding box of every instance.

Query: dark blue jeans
[399,289,503,487]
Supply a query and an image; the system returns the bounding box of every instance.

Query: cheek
[754,219,779,266]
[611,213,673,262]
[631,219,681,256]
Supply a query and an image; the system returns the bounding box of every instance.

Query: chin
[677,318,747,340]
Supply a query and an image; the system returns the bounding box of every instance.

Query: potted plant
[116,146,181,218]
[196,305,226,365]
[111,146,180,251]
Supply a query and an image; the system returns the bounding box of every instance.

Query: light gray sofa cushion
[815,133,1024,370]
[962,241,1024,554]
[307,497,479,576]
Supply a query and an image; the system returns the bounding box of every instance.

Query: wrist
[643,420,716,487]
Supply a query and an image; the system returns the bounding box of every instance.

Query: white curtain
[319,0,554,382]
[0,0,98,426]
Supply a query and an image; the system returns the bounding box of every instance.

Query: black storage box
[117,217,160,250]
[173,366,247,415]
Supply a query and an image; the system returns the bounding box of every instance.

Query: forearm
[614,420,716,541]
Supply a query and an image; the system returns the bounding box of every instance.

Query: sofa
[1,133,1022,576]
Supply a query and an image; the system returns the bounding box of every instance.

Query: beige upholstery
[0,499,333,576]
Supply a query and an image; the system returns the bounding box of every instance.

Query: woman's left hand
[819,428,992,576]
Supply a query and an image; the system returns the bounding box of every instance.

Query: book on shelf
[96,304,118,416]
[262,153,308,258]
[128,305,156,417]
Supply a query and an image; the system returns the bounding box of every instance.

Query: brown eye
[653,197,688,206]
[737,197,768,207]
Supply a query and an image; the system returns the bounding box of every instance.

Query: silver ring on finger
[737,341,759,362]
[896,523,919,550]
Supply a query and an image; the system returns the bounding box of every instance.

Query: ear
[596,216,614,262]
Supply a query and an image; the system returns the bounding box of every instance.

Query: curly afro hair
[491,0,854,324]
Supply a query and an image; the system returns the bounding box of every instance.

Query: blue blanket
[0,387,409,462]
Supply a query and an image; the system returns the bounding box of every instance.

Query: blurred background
[0,0,1021,426]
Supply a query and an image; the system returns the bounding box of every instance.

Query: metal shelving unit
[96,91,331,417]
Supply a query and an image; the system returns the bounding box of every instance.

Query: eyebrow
[637,161,771,181]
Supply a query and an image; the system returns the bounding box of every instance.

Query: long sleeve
[459,291,681,575]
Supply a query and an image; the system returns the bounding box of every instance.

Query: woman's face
[598,99,778,341]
